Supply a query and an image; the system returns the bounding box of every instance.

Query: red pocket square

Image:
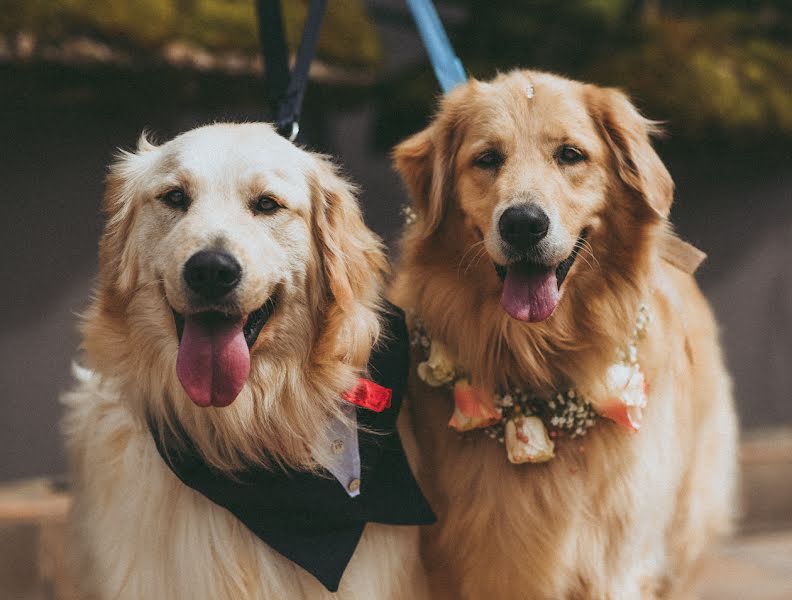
[342,378,392,412]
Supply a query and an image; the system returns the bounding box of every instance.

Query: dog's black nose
[183,250,242,300]
[498,203,550,250]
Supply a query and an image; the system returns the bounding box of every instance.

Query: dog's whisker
[457,240,486,273]
[575,252,596,272]
[130,278,166,295]
[458,241,487,276]
[574,239,600,270]
[582,247,601,270]
[577,250,597,272]
[463,245,489,277]
[566,238,595,273]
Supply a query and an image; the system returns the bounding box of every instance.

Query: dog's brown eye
[161,189,189,210]
[254,195,281,214]
[473,150,504,169]
[556,145,587,165]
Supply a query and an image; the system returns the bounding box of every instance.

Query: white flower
[497,394,514,408]
[592,362,648,431]
[505,416,555,464]
[402,204,418,226]
[417,340,456,387]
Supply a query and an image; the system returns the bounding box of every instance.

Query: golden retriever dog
[391,70,737,599]
[62,123,431,599]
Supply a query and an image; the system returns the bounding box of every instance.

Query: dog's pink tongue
[176,314,250,407]
[501,263,559,322]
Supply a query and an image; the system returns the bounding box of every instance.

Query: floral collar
[410,304,652,464]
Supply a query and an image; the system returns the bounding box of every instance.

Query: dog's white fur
[62,123,428,599]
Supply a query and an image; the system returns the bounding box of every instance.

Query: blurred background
[0,1,790,597]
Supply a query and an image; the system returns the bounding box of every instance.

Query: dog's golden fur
[391,70,737,599]
[62,123,427,599]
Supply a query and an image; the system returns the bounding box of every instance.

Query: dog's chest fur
[63,374,427,600]
[411,380,674,598]
[407,283,736,600]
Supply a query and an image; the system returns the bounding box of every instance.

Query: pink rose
[593,363,648,431]
[448,379,502,432]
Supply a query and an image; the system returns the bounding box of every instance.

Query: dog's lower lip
[242,296,278,347]
[494,231,588,288]
[555,232,587,288]
[171,295,278,349]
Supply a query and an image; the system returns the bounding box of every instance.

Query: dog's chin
[493,232,587,323]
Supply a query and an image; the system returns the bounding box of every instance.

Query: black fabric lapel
[150,302,435,592]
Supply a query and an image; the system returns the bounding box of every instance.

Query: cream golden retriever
[391,70,737,599]
[62,123,429,599]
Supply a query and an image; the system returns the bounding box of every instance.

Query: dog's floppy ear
[587,87,674,219]
[98,132,158,296]
[312,159,386,312]
[393,117,456,238]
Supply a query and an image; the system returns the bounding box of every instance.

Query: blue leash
[404,0,467,93]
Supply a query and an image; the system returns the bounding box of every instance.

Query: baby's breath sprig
[401,205,418,227]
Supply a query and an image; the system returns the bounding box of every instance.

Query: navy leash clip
[256,0,328,141]
[405,0,467,94]
[257,0,466,140]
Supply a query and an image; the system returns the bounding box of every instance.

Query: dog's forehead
[465,73,600,149]
[527,88,599,144]
[161,124,312,187]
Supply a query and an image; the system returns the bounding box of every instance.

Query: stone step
[696,531,792,600]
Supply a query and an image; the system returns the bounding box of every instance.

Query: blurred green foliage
[2,0,789,142]
[379,0,792,143]
[0,0,381,68]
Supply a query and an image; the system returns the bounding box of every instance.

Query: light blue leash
[404,0,467,93]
